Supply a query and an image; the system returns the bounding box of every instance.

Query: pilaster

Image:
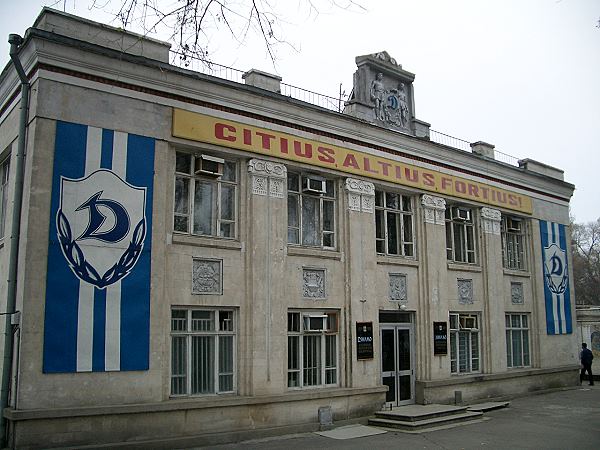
[418,195,448,381]
[344,178,377,388]
[479,207,505,373]
[246,159,287,395]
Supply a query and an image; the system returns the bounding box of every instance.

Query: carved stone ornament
[248,159,287,198]
[192,259,222,295]
[458,279,473,305]
[345,178,375,213]
[389,273,407,302]
[511,282,524,304]
[303,268,326,299]
[481,207,501,235]
[421,195,446,225]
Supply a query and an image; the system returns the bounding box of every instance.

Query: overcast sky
[2,0,599,223]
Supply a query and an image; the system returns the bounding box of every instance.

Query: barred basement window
[0,157,9,239]
[445,206,476,264]
[287,310,338,388]
[449,313,480,374]
[506,314,530,368]
[174,152,237,238]
[375,191,414,257]
[287,172,336,249]
[502,215,527,270]
[170,308,236,396]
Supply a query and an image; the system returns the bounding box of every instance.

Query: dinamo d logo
[57,169,147,289]
[543,243,568,295]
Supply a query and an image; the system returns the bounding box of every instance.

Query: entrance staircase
[368,402,508,432]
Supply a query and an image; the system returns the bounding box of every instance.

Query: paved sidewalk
[202,386,600,450]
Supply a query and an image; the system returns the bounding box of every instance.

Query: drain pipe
[1,33,29,448]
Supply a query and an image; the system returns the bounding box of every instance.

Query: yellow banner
[172,109,532,214]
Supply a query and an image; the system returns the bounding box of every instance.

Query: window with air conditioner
[302,176,326,194]
[170,308,236,396]
[501,215,527,271]
[449,313,480,374]
[174,151,237,238]
[288,310,338,388]
[194,154,224,177]
[288,172,336,249]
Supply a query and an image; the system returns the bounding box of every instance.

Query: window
[174,152,237,238]
[287,310,338,388]
[445,206,476,264]
[0,157,9,239]
[287,172,336,248]
[502,215,527,270]
[375,191,414,257]
[449,313,480,373]
[506,314,530,368]
[170,308,236,396]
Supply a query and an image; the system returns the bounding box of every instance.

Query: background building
[0,8,579,449]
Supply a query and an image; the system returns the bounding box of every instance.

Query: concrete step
[374,404,469,422]
[369,410,484,431]
[467,401,510,412]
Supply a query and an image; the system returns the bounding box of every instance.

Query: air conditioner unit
[452,207,470,221]
[194,154,224,177]
[507,217,522,232]
[303,315,327,332]
[302,176,326,194]
[460,316,477,330]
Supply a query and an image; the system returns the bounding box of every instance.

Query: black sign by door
[356,322,374,360]
[433,322,448,355]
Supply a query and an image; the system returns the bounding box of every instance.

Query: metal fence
[169,51,520,167]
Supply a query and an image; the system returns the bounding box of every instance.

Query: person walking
[580,343,594,386]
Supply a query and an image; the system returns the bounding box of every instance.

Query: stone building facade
[0,8,579,449]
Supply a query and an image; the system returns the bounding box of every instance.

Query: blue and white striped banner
[43,121,155,372]
[540,220,572,335]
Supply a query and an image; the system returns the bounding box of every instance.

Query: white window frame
[0,157,9,239]
[505,313,531,368]
[445,206,477,264]
[449,313,480,374]
[501,215,527,271]
[173,151,237,238]
[170,308,236,397]
[287,172,336,249]
[375,190,415,257]
[287,310,339,389]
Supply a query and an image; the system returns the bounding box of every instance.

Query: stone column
[479,207,505,373]
[245,159,287,395]
[418,195,448,384]
[343,178,377,388]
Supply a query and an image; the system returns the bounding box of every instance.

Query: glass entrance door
[381,324,414,406]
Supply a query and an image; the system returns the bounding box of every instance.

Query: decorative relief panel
[192,258,222,295]
[421,194,446,225]
[303,268,326,299]
[345,178,375,213]
[248,159,287,198]
[252,176,268,196]
[481,207,501,235]
[511,282,524,304]
[457,279,473,304]
[389,273,407,302]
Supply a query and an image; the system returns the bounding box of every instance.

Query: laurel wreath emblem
[57,209,146,289]
[544,260,569,295]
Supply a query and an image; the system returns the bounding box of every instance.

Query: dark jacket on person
[581,347,594,365]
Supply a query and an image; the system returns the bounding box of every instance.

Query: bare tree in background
[572,218,600,306]
[85,0,363,65]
